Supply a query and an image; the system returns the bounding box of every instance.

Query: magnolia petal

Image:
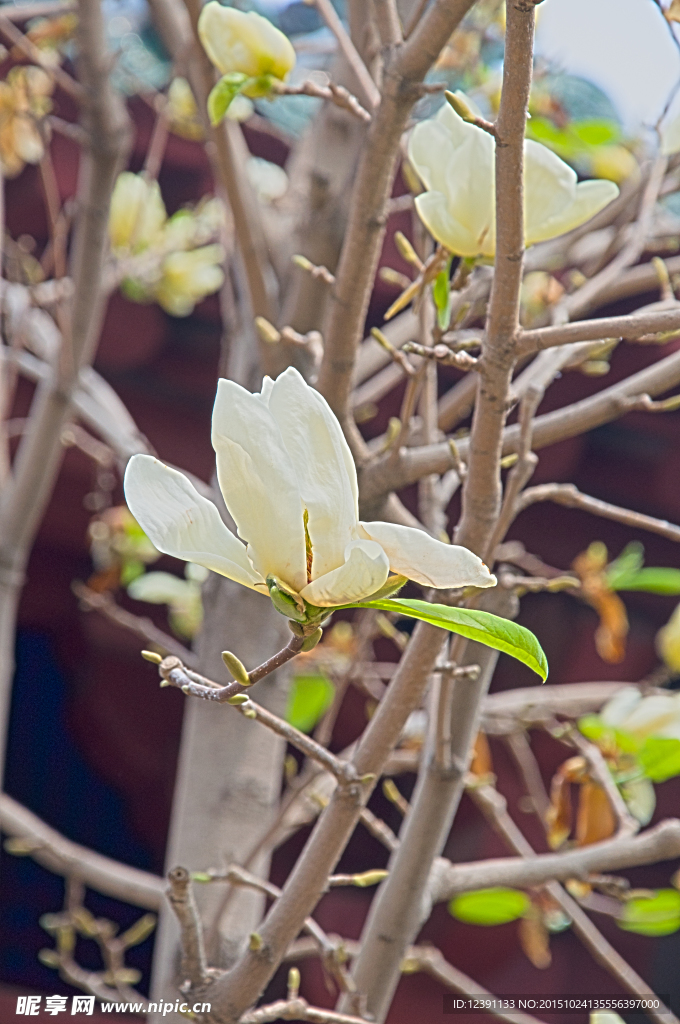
[266,367,358,579]
[128,571,194,605]
[600,685,642,727]
[524,139,576,242]
[621,693,680,739]
[212,378,307,592]
[408,110,462,194]
[414,192,486,259]
[527,178,619,246]
[443,119,495,240]
[299,540,389,607]
[123,455,265,590]
[359,521,496,589]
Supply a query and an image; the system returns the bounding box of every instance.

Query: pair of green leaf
[450,886,680,937]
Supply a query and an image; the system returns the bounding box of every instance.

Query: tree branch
[515,483,680,543]
[316,0,475,452]
[167,866,209,989]
[364,346,680,499]
[518,307,680,356]
[432,818,680,900]
[0,793,163,909]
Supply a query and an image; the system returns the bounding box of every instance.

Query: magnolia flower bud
[198,3,295,86]
[109,172,166,252]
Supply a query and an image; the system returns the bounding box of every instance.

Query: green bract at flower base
[207,73,275,126]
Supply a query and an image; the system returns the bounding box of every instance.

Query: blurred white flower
[154,244,225,317]
[109,172,167,252]
[601,685,680,742]
[408,98,620,258]
[128,563,209,639]
[246,156,288,203]
[124,368,495,613]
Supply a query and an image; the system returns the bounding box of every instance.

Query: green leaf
[432,257,453,331]
[605,541,644,589]
[285,673,335,734]
[639,737,680,782]
[571,118,621,146]
[121,558,145,586]
[449,888,530,926]
[207,73,249,126]
[611,567,680,595]
[345,598,548,681]
[618,889,680,936]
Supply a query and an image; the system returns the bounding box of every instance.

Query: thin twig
[305,0,380,109]
[72,582,198,667]
[515,483,680,543]
[274,80,371,122]
[0,15,83,101]
[158,657,361,785]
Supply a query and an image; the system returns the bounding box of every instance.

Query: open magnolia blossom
[124,368,495,613]
[198,3,295,92]
[408,99,620,258]
[600,685,680,742]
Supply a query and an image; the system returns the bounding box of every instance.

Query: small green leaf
[605,541,644,589]
[572,118,621,147]
[611,567,680,595]
[344,598,548,681]
[285,673,335,733]
[432,257,453,331]
[618,889,680,936]
[639,737,680,782]
[207,73,249,126]
[449,888,530,926]
[121,558,145,586]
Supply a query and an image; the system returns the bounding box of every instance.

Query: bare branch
[167,866,209,989]
[432,818,680,900]
[316,0,475,451]
[306,0,381,110]
[515,483,680,543]
[0,793,163,909]
[364,346,680,499]
[518,306,680,356]
[72,582,198,667]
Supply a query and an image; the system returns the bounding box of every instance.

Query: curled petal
[526,177,619,246]
[300,540,389,607]
[123,455,265,591]
[359,521,496,589]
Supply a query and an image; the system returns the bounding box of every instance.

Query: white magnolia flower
[408,101,620,258]
[600,685,680,742]
[124,368,495,611]
[198,3,295,89]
